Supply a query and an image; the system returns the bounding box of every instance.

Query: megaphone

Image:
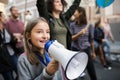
[45,40,88,80]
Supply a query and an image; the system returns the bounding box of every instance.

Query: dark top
[94,27,104,43]
[0,28,17,72]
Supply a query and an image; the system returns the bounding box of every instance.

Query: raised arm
[36,0,49,20]
[64,0,81,20]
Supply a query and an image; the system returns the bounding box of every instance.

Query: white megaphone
[45,40,88,80]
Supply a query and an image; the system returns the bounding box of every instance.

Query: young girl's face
[30,21,50,49]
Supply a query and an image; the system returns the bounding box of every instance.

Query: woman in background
[94,18,112,70]
[70,7,97,80]
[102,18,114,60]
[36,0,81,49]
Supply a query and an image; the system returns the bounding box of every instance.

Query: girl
[17,17,63,80]
[70,7,97,80]
[36,0,81,49]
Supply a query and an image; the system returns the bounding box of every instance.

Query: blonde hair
[24,17,49,65]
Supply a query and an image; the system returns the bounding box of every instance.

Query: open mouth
[39,40,47,44]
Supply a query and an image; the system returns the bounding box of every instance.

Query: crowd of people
[0,0,115,80]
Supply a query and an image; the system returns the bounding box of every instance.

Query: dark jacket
[36,0,81,49]
[94,27,104,43]
[0,28,17,72]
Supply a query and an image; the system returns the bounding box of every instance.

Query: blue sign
[96,0,114,8]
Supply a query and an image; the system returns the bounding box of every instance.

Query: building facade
[0,3,6,14]
[5,0,120,22]
[5,0,38,22]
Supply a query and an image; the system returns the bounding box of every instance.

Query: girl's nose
[42,32,47,39]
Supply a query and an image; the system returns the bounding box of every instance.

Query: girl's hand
[46,59,59,75]
[81,28,87,35]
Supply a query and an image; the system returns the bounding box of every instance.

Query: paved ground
[94,59,120,80]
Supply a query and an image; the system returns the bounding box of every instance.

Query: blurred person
[4,6,24,79]
[0,11,17,80]
[5,6,24,55]
[102,18,114,58]
[17,17,64,80]
[24,10,33,27]
[25,10,32,21]
[94,18,111,70]
[36,0,81,50]
[70,7,97,80]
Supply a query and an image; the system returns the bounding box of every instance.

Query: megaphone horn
[45,40,88,80]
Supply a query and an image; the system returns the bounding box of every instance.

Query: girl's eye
[36,31,42,33]
[47,30,50,33]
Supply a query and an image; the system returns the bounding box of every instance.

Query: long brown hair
[24,17,49,65]
[95,18,101,28]
[76,7,87,25]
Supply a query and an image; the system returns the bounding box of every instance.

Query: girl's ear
[26,32,31,39]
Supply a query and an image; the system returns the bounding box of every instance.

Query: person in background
[17,17,64,80]
[102,18,114,60]
[94,18,112,70]
[0,11,16,80]
[5,6,24,55]
[24,10,33,27]
[36,0,81,50]
[25,10,32,21]
[4,6,24,79]
[70,7,97,80]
